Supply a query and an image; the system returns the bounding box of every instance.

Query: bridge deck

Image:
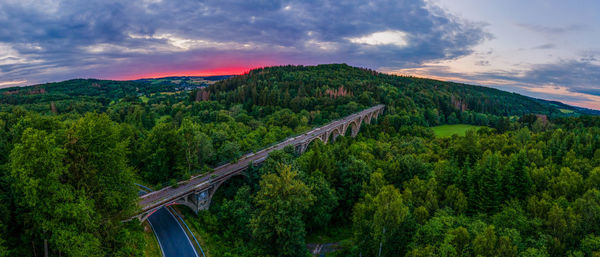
[137,105,384,214]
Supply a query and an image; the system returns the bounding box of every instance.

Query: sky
[1,0,599,109]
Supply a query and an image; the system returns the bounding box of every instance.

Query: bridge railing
[138,105,385,208]
[199,105,384,172]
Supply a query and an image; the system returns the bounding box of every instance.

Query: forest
[0,64,599,256]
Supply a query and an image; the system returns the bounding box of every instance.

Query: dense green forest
[0,64,599,256]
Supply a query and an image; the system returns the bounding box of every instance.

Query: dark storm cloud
[0,0,489,84]
[439,59,600,93]
[518,60,600,87]
[406,59,600,109]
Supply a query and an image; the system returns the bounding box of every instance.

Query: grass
[143,222,162,257]
[306,226,353,256]
[172,207,216,257]
[150,79,167,85]
[306,226,352,244]
[140,95,150,103]
[559,108,574,114]
[432,124,484,137]
[158,91,181,95]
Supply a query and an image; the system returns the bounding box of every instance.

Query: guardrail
[168,206,207,257]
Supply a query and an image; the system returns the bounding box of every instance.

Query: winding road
[147,207,199,257]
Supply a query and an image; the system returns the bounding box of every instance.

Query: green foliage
[141,122,184,185]
[353,185,411,256]
[1,64,600,256]
[178,118,214,173]
[304,171,338,231]
[64,113,138,218]
[10,128,102,256]
[251,164,314,257]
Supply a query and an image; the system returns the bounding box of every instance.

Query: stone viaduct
[131,105,385,222]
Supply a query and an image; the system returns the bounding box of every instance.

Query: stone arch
[308,135,325,146]
[138,206,163,223]
[340,123,349,136]
[148,172,249,219]
[299,136,325,154]
[211,172,249,197]
[133,105,387,223]
[295,143,306,154]
[350,118,362,137]
[343,123,353,137]
[173,193,200,213]
[329,127,342,142]
[372,110,380,120]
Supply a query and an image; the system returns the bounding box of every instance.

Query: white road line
[166,208,200,257]
[147,217,166,257]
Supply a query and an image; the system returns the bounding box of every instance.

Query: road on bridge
[136,105,385,218]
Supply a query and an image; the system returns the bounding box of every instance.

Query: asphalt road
[148,207,199,257]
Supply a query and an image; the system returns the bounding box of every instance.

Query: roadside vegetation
[143,223,162,257]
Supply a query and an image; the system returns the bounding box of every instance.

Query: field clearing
[432,124,484,137]
[559,108,574,114]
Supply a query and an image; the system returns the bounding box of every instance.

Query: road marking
[147,216,166,257]
[166,208,200,257]
[169,206,207,257]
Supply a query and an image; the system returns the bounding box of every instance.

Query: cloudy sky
[1,0,599,109]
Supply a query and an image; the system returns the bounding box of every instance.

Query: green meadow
[432,124,484,137]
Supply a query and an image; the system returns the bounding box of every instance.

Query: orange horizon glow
[112,66,261,80]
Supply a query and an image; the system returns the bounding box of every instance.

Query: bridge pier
[133,105,385,222]
[174,190,210,214]
[294,108,380,155]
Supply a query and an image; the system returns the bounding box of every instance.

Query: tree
[580,234,600,257]
[218,186,254,242]
[63,113,143,256]
[503,150,533,200]
[402,177,440,213]
[386,154,429,186]
[550,167,584,200]
[573,189,600,236]
[473,225,498,257]
[546,204,580,247]
[178,118,214,173]
[362,170,387,197]
[337,157,371,220]
[141,122,184,184]
[444,185,468,214]
[353,185,410,257]
[0,232,6,257]
[305,170,338,231]
[64,113,138,218]
[251,164,314,256]
[446,226,470,255]
[10,128,101,256]
[470,150,503,213]
[520,248,550,257]
[218,141,241,163]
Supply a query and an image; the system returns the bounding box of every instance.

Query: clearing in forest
[432,124,484,137]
